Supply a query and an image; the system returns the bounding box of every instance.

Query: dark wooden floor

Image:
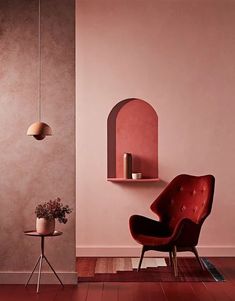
[0,258,234,301]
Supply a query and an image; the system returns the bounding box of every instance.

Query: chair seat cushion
[129,215,172,247]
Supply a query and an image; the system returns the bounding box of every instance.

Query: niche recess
[107,98,159,182]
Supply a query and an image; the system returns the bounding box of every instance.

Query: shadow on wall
[113,179,168,190]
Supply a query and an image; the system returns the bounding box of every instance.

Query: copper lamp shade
[27,122,52,140]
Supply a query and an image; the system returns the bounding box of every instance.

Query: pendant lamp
[27,0,52,140]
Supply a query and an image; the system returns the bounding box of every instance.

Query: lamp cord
[38,0,41,122]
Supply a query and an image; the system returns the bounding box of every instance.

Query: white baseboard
[0,271,77,284]
[76,245,235,257]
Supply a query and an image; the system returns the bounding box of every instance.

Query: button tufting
[193,207,198,213]
[170,199,174,205]
[180,186,184,191]
[181,205,186,211]
[191,190,196,195]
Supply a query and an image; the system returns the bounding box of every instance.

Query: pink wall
[76,0,235,256]
[0,0,76,283]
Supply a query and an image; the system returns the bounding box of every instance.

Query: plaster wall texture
[76,0,235,256]
[0,0,76,283]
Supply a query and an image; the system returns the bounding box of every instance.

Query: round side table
[24,230,64,293]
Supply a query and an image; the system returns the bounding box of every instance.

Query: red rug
[77,257,224,282]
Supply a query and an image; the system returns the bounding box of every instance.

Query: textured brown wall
[0,0,75,283]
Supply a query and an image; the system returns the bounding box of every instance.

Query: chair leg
[172,245,178,277]
[192,246,205,270]
[137,246,145,272]
[169,251,173,267]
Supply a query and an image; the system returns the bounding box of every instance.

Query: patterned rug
[77,257,225,282]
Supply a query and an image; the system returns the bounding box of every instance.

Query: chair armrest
[170,218,202,246]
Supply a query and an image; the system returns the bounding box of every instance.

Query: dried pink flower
[35,197,72,224]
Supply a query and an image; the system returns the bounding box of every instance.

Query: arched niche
[107,98,159,182]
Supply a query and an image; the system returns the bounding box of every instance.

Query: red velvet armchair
[129,174,215,276]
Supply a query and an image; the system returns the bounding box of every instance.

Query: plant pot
[36,217,55,235]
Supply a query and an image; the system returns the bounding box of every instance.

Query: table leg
[44,255,64,287]
[25,256,41,287]
[36,255,43,293]
[41,236,44,256]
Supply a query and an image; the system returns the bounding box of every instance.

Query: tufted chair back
[150,174,215,232]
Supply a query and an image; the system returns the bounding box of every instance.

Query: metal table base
[25,231,64,293]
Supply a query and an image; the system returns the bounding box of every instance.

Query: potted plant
[35,197,72,235]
